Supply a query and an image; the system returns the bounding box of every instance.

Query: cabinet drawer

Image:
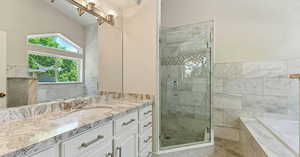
[140,144,152,157]
[139,129,152,152]
[139,117,152,134]
[30,145,59,157]
[80,141,113,157]
[139,106,152,122]
[115,111,138,135]
[61,122,113,157]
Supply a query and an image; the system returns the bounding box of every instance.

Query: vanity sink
[53,106,114,123]
[71,105,114,111]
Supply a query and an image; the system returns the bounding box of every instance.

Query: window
[27,33,83,83]
[28,34,81,53]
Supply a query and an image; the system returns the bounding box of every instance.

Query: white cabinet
[139,106,152,122]
[114,111,139,157]
[140,144,152,157]
[115,130,139,157]
[138,106,152,157]
[30,145,59,157]
[81,141,113,157]
[55,105,151,157]
[61,122,113,157]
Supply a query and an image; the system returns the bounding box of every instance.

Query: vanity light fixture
[77,7,85,16]
[50,0,114,26]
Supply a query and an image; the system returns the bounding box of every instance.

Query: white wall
[98,16,123,93]
[162,0,300,63]
[123,0,157,94]
[98,0,157,94]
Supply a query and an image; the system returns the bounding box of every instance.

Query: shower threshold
[157,139,214,155]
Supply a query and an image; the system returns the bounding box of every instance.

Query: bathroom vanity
[0,95,153,157]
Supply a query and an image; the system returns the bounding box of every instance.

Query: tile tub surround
[213,60,300,142]
[240,117,297,157]
[257,118,299,155]
[288,73,300,157]
[0,95,153,157]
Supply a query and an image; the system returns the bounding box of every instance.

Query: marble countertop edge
[1,116,114,157]
[0,101,152,157]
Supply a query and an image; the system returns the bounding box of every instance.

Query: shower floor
[160,113,211,148]
[160,129,206,147]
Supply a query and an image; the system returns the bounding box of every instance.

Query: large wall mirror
[0,0,123,109]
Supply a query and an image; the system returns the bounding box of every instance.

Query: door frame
[0,31,7,108]
[153,0,215,153]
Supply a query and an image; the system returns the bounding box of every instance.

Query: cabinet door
[115,130,138,157]
[83,141,113,157]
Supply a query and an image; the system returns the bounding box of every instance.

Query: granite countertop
[240,117,297,157]
[0,99,152,157]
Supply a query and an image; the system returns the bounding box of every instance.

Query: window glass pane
[28,36,80,53]
[28,54,81,83]
[56,58,79,82]
[28,54,57,82]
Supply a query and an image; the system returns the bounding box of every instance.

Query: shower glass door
[159,21,213,149]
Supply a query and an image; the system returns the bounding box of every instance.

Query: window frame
[27,33,84,85]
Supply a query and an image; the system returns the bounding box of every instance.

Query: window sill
[38,82,83,85]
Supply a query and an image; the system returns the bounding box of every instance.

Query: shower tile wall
[213,60,300,141]
[160,22,213,147]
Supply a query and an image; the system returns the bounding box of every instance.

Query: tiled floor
[208,138,243,157]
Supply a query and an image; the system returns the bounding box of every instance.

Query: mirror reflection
[0,0,122,109]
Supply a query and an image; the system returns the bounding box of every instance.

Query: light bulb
[87,0,96,4]
[86,0,96,11]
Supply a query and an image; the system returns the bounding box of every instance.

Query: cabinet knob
[0,92,6,98]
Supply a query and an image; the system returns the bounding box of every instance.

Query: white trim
[38,82,83,85]
[154,140,214,156]
[27,33,83,54]
[154,0,215,153]
[28,50,82,61]
[153,0,161,153]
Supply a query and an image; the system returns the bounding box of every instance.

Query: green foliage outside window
[56,58,79,82]
[28,36,80,82]
[28,36,66,50]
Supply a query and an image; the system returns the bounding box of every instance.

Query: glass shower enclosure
[159,21,214,150]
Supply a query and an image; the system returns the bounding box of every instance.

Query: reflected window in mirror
[27,33,83,84]
[27,34,82,54]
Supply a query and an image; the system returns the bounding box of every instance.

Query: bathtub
[257,118,299,155]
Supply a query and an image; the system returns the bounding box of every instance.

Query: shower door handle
[117,147,122,157]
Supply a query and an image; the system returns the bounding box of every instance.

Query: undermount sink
[54,106,113,122]
[72,105,113,111]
